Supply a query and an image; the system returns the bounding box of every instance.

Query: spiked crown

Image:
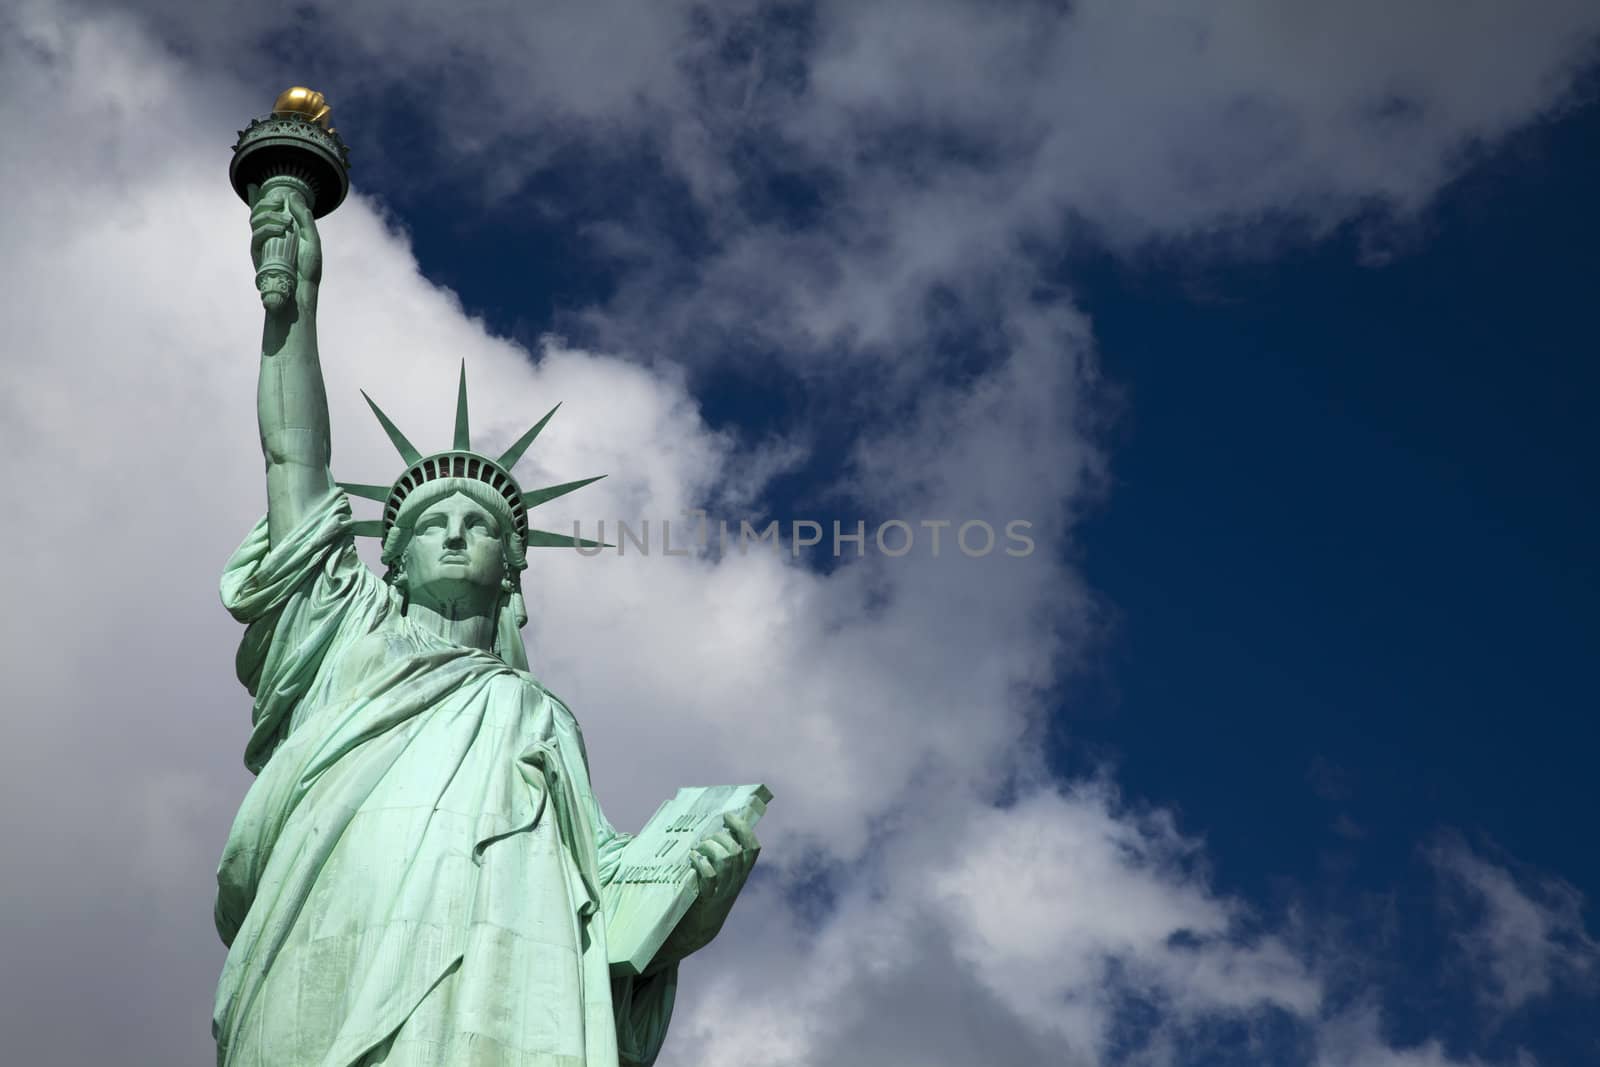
[341,364,607,562]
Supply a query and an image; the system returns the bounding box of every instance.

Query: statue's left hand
[250,183,323,315]
[653,813,760,967]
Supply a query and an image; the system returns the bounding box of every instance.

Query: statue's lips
[439,554,469,564]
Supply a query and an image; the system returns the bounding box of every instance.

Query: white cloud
[1430,838,1599,1014]
[929,785,1321,1036]
[669,782,1320,1067]
[801,0,1600,235]
[1314,1006,1510,1067]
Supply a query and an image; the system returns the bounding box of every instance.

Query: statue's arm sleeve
[598,814,679,1066]
[554,709,680,1067]
[221,486,391,772]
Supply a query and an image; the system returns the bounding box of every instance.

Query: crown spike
[522,474,606,510]
[338,481,392,502]
[496,403,561,472]
[453,360,471,451]
[349,519,387,539]
[526,528,613,550]
[361,390,422,465]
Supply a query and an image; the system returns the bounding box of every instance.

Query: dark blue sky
[1064,97,1599,893]
[333,60,1598,1065]
[1059,100,1600,1059]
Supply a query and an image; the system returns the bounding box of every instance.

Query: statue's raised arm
[253,185,333,545]
[229,87,351,546]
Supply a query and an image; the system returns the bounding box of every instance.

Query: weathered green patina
[213,90,763,1067]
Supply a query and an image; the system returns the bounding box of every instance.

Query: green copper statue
[212,89,765,1067]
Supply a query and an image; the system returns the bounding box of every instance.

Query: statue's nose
[444,519,468,546]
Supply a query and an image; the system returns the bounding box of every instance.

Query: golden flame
[271,87,334,131]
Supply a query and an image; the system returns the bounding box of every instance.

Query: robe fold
[213,489,675,1067]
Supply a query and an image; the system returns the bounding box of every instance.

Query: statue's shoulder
[517,673,584,732]
[526,675,575,716]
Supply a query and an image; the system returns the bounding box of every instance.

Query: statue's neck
[405,594,499,654]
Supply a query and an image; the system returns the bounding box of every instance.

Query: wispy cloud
[1431,836,1599,1015]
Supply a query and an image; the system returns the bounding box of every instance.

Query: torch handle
[249,177,312,313]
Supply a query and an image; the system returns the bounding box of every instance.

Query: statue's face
[402,492,506,608]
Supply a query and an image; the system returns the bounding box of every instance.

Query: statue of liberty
[211,89,763,1067]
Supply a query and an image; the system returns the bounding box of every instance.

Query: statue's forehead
[413,491,500,523]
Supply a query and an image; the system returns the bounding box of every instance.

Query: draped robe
[212,490,675,1066]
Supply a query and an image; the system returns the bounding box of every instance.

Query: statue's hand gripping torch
[248,178,311,312]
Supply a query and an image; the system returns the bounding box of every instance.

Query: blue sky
[1,2,1597,1065]
[1066,96,1600,892]
[1062,99,1600,1062]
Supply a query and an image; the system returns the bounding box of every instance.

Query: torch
[229,88,351,311]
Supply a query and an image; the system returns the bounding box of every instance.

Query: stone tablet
[605,785,773,975]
